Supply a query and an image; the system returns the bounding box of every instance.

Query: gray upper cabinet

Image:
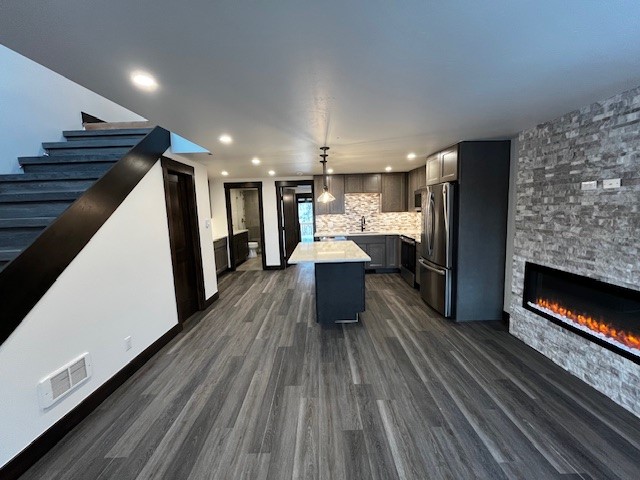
[407,165,427,208]
[362,174,381,193]
[381,173,407,212]
[440,147,458,182]
[313,174,345,215]
[328,174,345,214]
[344,175,363,193]
[426,154,441,185]
[426,146,459,185]
[344,174,381,193]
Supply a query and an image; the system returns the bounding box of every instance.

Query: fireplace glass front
[523,262,640,363]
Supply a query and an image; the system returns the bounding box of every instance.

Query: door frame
[161,157,206,320]
[275,180,315,268]
[224,182,267,270]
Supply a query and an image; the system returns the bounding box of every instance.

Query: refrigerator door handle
[428,191,436,256]
[442,183,450,260]
[418,258,446,275]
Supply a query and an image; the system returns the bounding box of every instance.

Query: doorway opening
[224,182,267,271]
[276,180,315,267]
[161,158,206,322]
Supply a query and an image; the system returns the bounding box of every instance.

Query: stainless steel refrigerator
[418,183,454,317]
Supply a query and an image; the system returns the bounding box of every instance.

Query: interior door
[165,172,200,321]
[282,188,300,262]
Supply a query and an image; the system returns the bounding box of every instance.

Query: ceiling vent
[37,353,92,409]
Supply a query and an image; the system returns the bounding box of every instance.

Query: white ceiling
[2,1,640,178]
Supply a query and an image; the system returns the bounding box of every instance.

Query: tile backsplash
[316,193,421,233]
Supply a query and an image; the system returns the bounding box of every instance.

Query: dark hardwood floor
[20,265,640,479]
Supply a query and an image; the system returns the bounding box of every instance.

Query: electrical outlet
[205,219,211,229]
[581,180,597,191]
[124,336,132,351]
[603,178,621,189]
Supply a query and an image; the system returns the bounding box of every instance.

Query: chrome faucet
[360,216,366,232]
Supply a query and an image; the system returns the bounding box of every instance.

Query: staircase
[0,127,152,271]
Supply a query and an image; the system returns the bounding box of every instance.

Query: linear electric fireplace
[523,262,640,364]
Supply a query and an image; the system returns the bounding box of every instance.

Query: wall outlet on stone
[581,180,597,191]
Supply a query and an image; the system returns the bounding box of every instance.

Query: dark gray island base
[288,240,371,325]
[314,262,365,324]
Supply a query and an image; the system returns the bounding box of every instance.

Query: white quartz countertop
[315,231,422,242]
[288,240,371,264]
[233,229,249,235]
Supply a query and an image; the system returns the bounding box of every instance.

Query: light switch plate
[205,219,211,229]
[581,180,597,191]
[124,336,132,351]
[603,178,621,189]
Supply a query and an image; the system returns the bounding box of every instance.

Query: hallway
[21,266,640,479]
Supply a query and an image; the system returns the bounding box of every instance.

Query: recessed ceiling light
[268,170,275,176]
[385,166,392,172]
[130,71,158,91]
[327,168,334,174]
[407,152,416,160]
[221,170,229,176]
[219,134,233,145]
[251,157,261,165]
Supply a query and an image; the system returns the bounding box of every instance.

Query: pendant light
[317,146,335,203]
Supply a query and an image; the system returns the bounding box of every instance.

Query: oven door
[400,236,416,286]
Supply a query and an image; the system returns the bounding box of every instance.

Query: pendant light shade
[317,188,335,203]
[317,146,335,203]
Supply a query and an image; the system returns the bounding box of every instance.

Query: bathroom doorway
[224,182,266,271]
[275,180,315,267]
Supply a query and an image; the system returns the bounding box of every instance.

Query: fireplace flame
[536,298,640,351]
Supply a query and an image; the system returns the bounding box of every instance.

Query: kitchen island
[288,241,370,324]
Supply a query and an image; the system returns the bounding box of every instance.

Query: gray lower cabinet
[415,240,421,286]
[347,235,400,270]
[385,235,400,268]
[367,243,386,268]
[214,237,229,274]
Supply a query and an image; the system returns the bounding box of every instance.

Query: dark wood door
[165,172,200,322]
[282,188,300,262]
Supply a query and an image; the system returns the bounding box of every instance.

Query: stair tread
[42,139,139,149]
[19,154,122,164]
[83,121,154,131]
[0,191,83,202]
[0,217,56,228]
[0,171,102,182]
[0,248,21,260]
[63,128,152,138]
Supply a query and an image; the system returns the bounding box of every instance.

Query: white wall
[164,152,218,298]
[0,164,178,467]
[503,137,519,312]
[0,45,144,174]
[210,177,313,267]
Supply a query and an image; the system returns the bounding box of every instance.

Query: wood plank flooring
[20,265,640,479]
